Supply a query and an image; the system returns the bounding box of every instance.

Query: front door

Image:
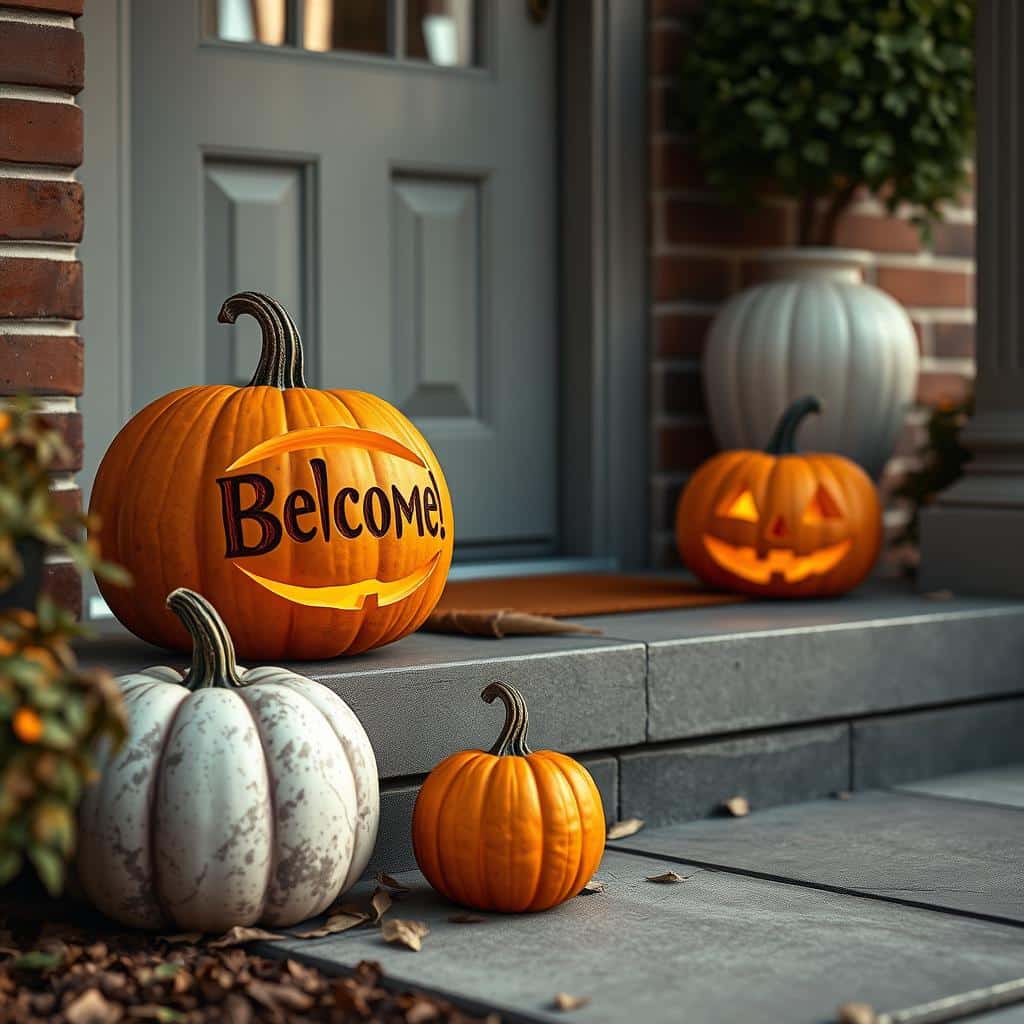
[130,0,557,558]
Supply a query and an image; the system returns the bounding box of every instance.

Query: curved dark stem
[482,681,532,757]
[817,183,857,247]
[166,588,244,690]
[217,291,307,389]
[765,395,821,455]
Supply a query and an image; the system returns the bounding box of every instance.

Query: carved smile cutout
[702,535,851,585]
[237,552,441,611]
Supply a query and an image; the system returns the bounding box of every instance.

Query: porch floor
[265,766,1024,1024]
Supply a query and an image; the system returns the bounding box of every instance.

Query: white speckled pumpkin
[77,588,379,932]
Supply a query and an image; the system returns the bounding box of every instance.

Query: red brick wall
[649,1,976,568]
[0,0,86,613]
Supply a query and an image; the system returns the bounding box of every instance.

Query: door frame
[78,0,649,591]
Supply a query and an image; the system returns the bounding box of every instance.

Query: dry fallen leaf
[645,871,690,884]
[65,988,121,1024]
[551,992,591,1012]
[606,817,644,840]
[375,871,411,892]
[158,932,203,945]
[723,796,750,817]
[580,878,606,895]
[381,919,430,952]
[836,1001,878,1024]
[447,914,487,924]
[206,926,284,948]
[293,911,370,940]
[832,790,852,801]
[922,589,954,601]
[371,887,393,922]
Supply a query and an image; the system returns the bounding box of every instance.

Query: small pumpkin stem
[764,395,821,455]
[482,681,532,757]
[217,291,307,389]
[166,588,244,690]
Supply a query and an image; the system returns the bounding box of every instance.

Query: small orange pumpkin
[676,395,882,598]
[412,681,605,913]
[90,292,454,660]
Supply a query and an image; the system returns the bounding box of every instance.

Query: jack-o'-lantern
[90,292,454,659]
[675,396,881,597]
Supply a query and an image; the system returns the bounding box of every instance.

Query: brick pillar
[919,0,1024,595]
[0,0,85,615]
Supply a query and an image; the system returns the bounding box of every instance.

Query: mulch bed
[0,884,497,1024]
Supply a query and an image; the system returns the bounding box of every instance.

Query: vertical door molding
[559,0,649,568]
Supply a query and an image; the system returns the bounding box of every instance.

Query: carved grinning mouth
[702,535,851,585]
[237,552,441,611]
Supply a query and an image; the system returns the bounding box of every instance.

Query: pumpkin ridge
[147,687,191,929]
[436,751,489,907]
[231,685,280,923]
[544,751,603,901]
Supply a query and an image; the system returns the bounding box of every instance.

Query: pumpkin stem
[482,681,532,757]
[217,291,307,389]
[166,588,244,690]
[764,395,821,455]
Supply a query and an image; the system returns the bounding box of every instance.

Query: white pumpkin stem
[482,681,532,757]
[166,588,244,689]
[217,291,307,390]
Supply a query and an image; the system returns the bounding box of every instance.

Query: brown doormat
[423,573,745,637]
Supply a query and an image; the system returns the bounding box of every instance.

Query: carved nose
[769,515,787,539]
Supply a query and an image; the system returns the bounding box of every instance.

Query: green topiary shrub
[681,0,975,245]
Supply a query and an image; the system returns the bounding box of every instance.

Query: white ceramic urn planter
[703,248,918,478]
[77,588,379,932]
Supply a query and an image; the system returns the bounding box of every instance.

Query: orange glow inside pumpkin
[703,482,852,584]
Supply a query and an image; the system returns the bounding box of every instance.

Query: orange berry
[12,707,43,744]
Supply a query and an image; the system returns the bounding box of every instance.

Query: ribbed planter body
[77,665,379,932]
[703,249,918,478]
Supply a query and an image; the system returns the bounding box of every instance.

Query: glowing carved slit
[236,552,441,610]
[702,535,852,584]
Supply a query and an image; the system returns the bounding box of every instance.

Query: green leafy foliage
[0,398,131,592]
[681,0,974,244]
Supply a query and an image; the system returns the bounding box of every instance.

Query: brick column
[0,0,85,614]
[919,0,1024,595]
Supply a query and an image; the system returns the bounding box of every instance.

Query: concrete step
[76,580,1024,873]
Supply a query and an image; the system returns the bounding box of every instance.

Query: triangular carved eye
[719,489,759,522]
[803,484,842,524]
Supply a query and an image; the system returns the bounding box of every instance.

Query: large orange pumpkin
[412,681,606,913]
[676,395,881,598]
[90,292,454,660]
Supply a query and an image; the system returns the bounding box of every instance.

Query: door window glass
[204,0,480,66]
[407,1,478,68]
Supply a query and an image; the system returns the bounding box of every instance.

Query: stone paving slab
[613,790,1024,925]
[896,764,1024,810]
[270,850,1024,1024]
[619,724,848,827]
[853,701,1024,790]
[78,626,646,778]
[573,583,1024,743]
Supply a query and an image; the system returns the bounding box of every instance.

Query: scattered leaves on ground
[836,1001,878,1024]
[0,903,492,1022]
[922,589,954,601]
[447,914,487,925]
[606,818,644,840]
[645,871,690,884]
[381,919,430,952]
[580,878,606,895]
[370,887,393,923]
[551,992,591,1011]
[293,911,369,940]
[832,791,853,801]
[206,926,284,949]
[722,796,750,817]
[374,872,411,893]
